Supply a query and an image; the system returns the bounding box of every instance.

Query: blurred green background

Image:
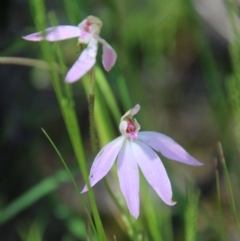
[1,0,240,240]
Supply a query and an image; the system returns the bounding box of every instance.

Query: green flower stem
[95,67,121,123]
[89,67,98,154]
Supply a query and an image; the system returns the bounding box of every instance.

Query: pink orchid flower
[23,16,117,83]
[82,104,203,219]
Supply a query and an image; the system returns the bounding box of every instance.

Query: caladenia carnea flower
[23,16,117,83]
[82,104,203,219]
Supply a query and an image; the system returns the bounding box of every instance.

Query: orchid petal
[138,132,203,166]
[77,19,88,30]
[133,140,176,206]
[65,38,99,83]
[117,139,139,219]
[78,32,92,44]
[119,121,128,137]
[82,136,125,192]
[65,49,95,83]
[97,37,117,71]
[102,41,117,71]
[23,26,80,42]
[121,104,140,121]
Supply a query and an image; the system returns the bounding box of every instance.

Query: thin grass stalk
[184,185,200,241]
[226,0,240,80]
[47,13,85,164]
[215,159,225,241]
[0,57,59,70]
[225,0,240,147]
[218,142,240,234]
[41,129,97,235]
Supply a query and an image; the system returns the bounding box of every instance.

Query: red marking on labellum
[84,21,91,32]
[126,120,136,134]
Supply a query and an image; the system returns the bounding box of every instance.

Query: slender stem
[218,142,240,234]
[41,128,97,234]
[225,0,240,148]
[184,184,200,241]
[214,159,225,241]
[89,67,98,154]
[0,57,59,70]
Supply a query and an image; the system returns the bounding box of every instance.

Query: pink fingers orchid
[23,16,117,83]
[82,104,203,219]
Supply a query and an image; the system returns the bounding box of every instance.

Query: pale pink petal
[23,26,80,42]
[121,104,140,121]
[97,37,117,71]
[77,19,88,30]
[65,38,98,83]
[78,32,92,44]
[117,139,139,219]
[102,42,117,71]
[119,121,128,137]
[82,136,125,192]
[65,49,95,83]
[138,132,203,166]
[133,140,176,206]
